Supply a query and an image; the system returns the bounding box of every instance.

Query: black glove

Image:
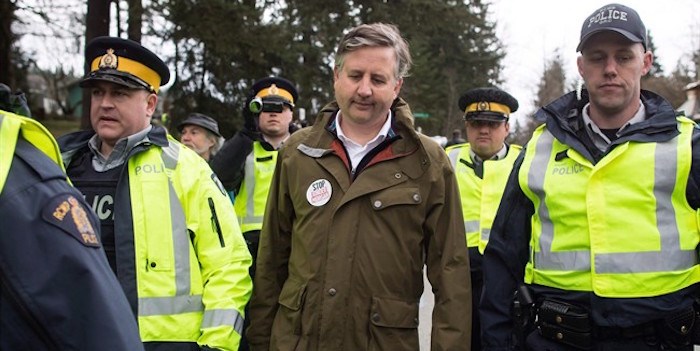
[0,84,31,118]
[11,92,31,118]
[242,93,259,133]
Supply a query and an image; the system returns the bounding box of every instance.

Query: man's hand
[243,94,259,135]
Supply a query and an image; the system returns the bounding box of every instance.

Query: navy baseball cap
[576,3,647,52]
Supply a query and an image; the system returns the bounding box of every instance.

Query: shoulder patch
[42,194,101,248]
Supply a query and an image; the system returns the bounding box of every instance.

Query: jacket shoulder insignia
[42,193,101,248]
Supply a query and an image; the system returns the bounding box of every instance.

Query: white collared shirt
[582,101,646,152]
[336,111,392,173]
[469,144,508,164]
[88,125,153,172]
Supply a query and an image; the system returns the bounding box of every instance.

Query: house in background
[26,73,59,119]
[25,72,82,119]
[65,79,83,118]
[678,81,700,122]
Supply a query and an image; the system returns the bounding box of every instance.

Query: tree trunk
[81,0,111,130]
[127,0,143,43]
[0,1,16,86]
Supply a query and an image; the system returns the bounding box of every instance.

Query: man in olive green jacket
[247,23,471,351]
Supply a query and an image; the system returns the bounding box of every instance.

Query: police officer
[58,36,252,351]
[481,3,700,350]
[210,76,298,269]
[445,87,520,351]
[178,112,223,161]
[209,76,297,350]
[0,106,143,349]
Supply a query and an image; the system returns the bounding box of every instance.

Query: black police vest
[66,151,122,274]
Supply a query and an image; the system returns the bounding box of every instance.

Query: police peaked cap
[251,77,298,107]
[458,87,519,122]
[81,36,170,93]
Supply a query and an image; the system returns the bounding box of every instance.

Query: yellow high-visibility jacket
[59,128,253,350]
[0,111,63,192]
[521,118,700,297]
[234,141,277,233]
[447,143,521,253]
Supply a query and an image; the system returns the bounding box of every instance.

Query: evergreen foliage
[147,0,505,137]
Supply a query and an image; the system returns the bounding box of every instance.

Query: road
[419,269,433,350]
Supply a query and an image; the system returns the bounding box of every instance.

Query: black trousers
[238,230,260,351]
[469,247,483,351]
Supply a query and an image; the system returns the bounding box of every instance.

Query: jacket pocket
[368,296,419,351]
[274,277,307,336]
[369,187,422,211]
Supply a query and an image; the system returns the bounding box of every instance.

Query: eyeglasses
[466,119,506,129]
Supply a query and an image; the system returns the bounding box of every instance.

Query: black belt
[537,320,658,350]
[534,298,663,349]
[594,321,656,340]
[535,299,593,349]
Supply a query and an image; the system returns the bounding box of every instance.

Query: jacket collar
[305,98,418,149]
[299,97,428,179]
[58,125,171,164]
[536,89,680,162]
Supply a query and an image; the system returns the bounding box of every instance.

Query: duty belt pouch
[538,322,592,350]
[536,299,592,350]
[659,308,694,348]
[693,299,700,345]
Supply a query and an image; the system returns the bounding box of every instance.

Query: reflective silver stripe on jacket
[481,228,491,242]
[239,151,262,225]
[452,148,474,234]
[139,294,203,316]
[138,142,201,315]
[448,148,461,169]
[528,132,589,271]
[529,131,696,273]
[203,309,246,335]
[465,220,479,234]
[595,138,697,272]
[453,149,491,243]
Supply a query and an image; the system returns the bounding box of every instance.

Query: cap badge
[269,84,279,95]
[98,48,118,69]
[478,101,489,111]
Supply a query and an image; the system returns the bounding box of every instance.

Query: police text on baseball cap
[576,3,647,52]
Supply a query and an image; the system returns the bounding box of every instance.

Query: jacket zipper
[208,197,225,247]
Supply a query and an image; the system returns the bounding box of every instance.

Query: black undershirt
[600,128,620,142]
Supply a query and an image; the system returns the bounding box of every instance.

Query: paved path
[419,268,433,350]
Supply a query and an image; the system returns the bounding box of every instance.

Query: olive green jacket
[247,98,472,350]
